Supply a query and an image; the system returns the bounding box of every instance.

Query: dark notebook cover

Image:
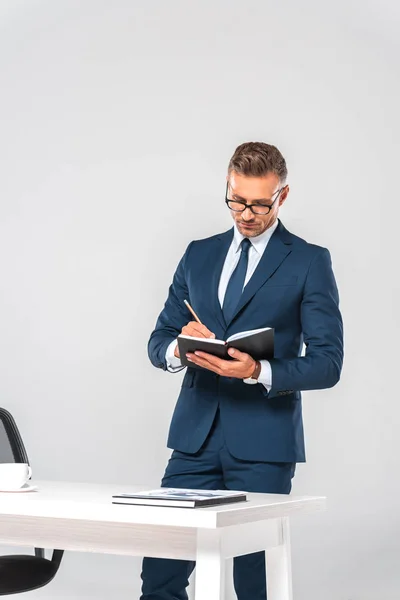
[177,327,274,370]
[111,488,247,508]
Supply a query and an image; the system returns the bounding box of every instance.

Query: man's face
[226,171,289,238]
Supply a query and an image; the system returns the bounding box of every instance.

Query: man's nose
[241,207,254,220]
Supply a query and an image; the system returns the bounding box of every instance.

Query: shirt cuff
[258,360,272,391]
[165,339,185,372]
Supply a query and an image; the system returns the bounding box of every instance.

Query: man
[140,142,344,600]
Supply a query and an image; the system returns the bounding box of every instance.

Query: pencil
[183,299,203,324]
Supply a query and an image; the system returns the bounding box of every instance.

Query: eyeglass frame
[225,181,286,215]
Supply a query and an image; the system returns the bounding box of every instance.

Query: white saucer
[0,483,38,493]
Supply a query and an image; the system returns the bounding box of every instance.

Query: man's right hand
[174,322,215,358]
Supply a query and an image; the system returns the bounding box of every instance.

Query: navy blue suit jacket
[148,220,343,462]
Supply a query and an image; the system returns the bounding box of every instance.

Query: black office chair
[0,407,64,595]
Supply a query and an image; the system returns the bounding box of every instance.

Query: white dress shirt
[165,219,279,390]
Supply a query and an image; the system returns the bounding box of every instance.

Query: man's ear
[279,185,290,206]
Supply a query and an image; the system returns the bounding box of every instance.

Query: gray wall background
[0,1,399,598]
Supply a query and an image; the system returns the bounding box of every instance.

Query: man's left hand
[186,347,256,379]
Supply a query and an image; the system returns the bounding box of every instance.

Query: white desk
[0,481,325,599]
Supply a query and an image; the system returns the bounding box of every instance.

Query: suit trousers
[140,408,296,600]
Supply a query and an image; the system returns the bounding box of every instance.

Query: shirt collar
[233,218,279,255]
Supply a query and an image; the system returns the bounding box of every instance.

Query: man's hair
[228,142,288,183]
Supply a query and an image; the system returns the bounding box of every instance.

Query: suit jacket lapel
[209,228,233,331]
[226,220,293,326]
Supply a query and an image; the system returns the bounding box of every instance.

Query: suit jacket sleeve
[268,247,343,398]
[148,242,193,370]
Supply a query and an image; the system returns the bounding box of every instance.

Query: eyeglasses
[225,182,285,215]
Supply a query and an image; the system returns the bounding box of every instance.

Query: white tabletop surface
[0,480,326,529]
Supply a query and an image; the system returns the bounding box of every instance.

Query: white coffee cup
[0,463,32,490]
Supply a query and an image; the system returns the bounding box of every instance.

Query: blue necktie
[222,238,252,323]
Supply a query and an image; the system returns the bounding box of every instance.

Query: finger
[191,323,215,338]
[193,351,225,368]
[226,347,251,362]
[183,322,215,338]
[186,353,220,374]
[188,353,248,379]
[182,325,209,338]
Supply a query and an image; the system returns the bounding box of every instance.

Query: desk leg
[195,529,225,600]
[265,517,293,600]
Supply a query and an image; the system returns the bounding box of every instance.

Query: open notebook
[177,326,274,369]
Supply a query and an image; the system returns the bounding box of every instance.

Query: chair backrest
[0,408,62,569]
[0,408,29,464]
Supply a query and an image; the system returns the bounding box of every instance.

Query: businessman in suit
[140,142,344,600]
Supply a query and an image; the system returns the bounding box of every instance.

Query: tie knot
[241,238,252,254]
